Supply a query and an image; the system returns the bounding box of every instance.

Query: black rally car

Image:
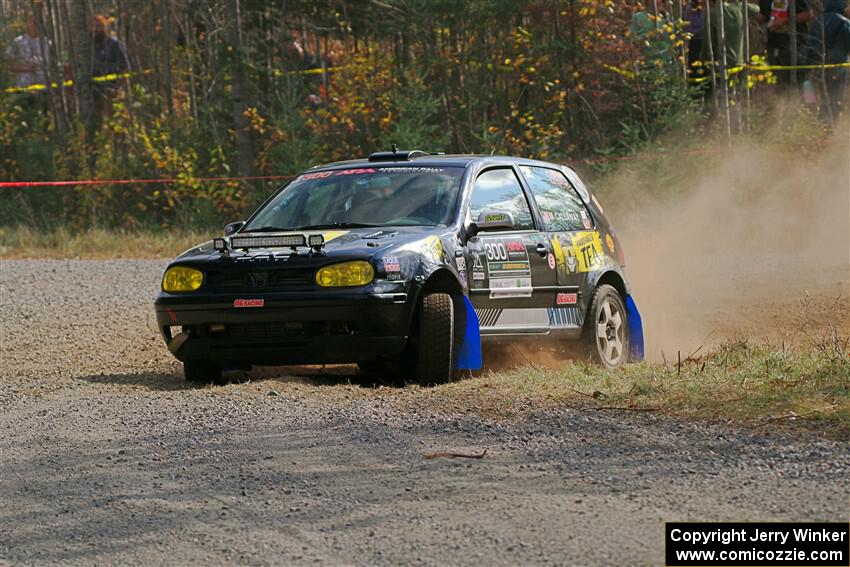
[155,150,644,384]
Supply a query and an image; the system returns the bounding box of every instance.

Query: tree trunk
[226,0,255,177]
[68,0,94,173]
[162,0,173,114]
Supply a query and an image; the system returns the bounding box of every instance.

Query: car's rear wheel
[416,292,455,384]
[184,360,225,386]
[584,284,629,369]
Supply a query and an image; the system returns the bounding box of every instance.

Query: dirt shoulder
[0,259,848,566]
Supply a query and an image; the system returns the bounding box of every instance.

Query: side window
[469,168,534,230]
[519,166,592,232]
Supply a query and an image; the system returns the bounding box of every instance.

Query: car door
[465,167,557,334]
[518,165,604,330]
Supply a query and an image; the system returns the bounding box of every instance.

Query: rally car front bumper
[154,288,416,365]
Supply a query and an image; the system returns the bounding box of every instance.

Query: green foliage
[0,0,743,230]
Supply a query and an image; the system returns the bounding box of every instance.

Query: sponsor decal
[429,236,443,260]
[541,211,553,223]
[382,256,401,272]
[455,256,467,271]
[299,171,333,181]
[490,277,533,298]
[547,252,556,270]
[321,230,349,243]
[334,167,376,176]
[483,238,532,299]
[552,235,578,274]
[556,292,578,305]
[472,254,486,281]
[581,209,592,230]
[605,233,615,253]
[386,273,404,281]
[379,166,445,173]
[234,299,264,308]
[572,231,604,272]
[459,270,468,288]
[591,193,605,215]
[484,213,506,223]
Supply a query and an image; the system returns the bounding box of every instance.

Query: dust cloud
[606,120,850,360]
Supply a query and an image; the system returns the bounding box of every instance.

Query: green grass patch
[408,339,850,439]
[0,225,214,259]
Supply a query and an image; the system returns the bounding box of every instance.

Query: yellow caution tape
[4,64,347,94]
[3,69,152,94]
[602,64,637,80]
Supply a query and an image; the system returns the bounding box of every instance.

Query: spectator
[703,0,762,69]
[91,15,129,117]
[804,0,850,118]
[702,0,761,128]
[5,15,48,94]
[685,0,706,69]
[757,0,812,86]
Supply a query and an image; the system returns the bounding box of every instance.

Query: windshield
[244,166,465,231]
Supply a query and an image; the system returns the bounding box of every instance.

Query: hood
[825,0,846,13]
[173,225,445,265]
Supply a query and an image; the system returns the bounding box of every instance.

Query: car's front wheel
[584,284,629,369]
[415,292,455,384]
[184,360,225,386]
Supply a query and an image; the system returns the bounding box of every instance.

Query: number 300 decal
[484,241,508,261]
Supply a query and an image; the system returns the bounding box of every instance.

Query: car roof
[305,154,577,172]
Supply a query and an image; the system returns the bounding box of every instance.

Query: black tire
[583,284,630,369]
[416,292,455,384]
[184,360,225,386]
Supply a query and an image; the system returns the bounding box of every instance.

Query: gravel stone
[0,259,848,566]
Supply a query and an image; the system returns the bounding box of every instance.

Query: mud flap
[626,295,644,362]
[455,296,482,370]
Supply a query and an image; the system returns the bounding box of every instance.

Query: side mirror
[224,221,245,236]
[469,211,515,237]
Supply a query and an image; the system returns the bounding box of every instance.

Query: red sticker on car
[556,293,577,305]
[233,299,264,308]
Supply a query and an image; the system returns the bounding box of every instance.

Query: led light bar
[308,234,325,247]
[230,234,307,249]
[213,238,227,251]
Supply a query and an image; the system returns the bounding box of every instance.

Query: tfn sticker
[547,252,556,270]
[234,299,264,308]
[605,234,615,253]
[581,209,592,230]
[455,256,467,271]
[382,256,401,272]
[556,293,578,305]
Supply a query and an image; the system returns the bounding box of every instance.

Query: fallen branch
[424,449,488,460]
[755,409,820,428]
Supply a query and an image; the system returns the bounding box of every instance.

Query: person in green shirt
[702,0,761,69]
[701,0,760,128]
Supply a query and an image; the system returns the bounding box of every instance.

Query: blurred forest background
[0,0,834,232]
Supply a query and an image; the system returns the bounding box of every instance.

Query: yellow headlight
[315,261,374,287]
[162,266,204,292]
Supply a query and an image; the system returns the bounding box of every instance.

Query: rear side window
[519,166,592,232]
[469,168,534,230]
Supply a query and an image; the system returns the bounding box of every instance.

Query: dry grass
[0,225,214,259]
[392,335,850,439]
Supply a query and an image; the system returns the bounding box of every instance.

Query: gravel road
[1,259,848,566]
